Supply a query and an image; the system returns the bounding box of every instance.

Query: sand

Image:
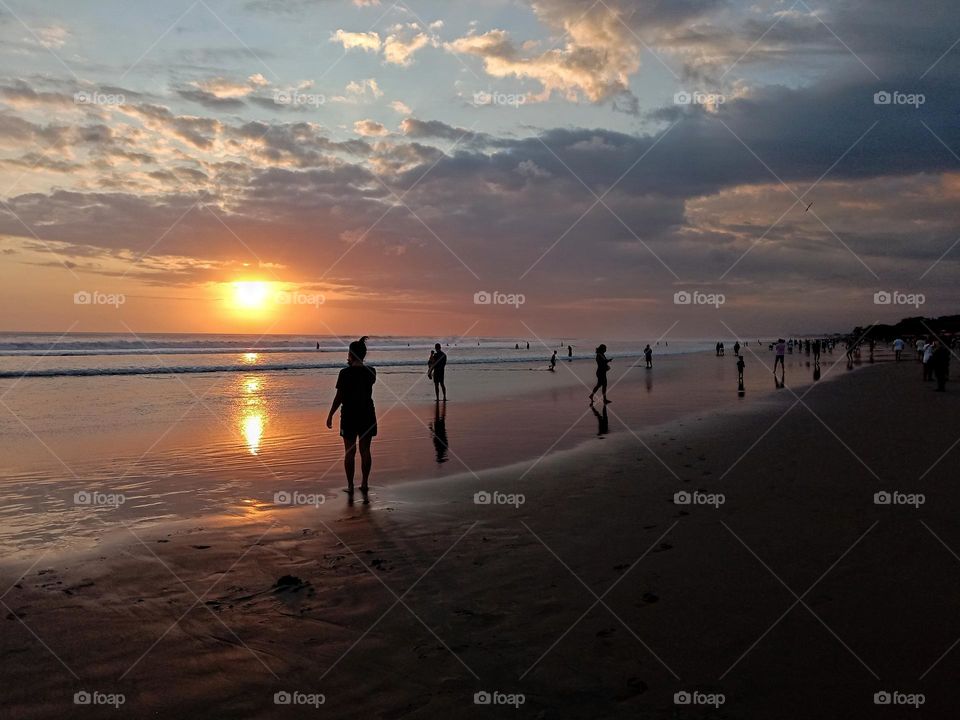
[1,356,957,719]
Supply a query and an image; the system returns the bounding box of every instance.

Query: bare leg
[590,380,602,400]
[440,380,446,400]
[342,438,357,491]
[359,435,373,490]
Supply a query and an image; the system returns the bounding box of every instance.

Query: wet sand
[1,356,957,718]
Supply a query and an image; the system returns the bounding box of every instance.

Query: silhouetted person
[733,341,740,357]
[644,344,653,369]
[567,345,573,359]
[737,354,745,384]
[933,341,950,391]
[774,338,786,379]
[893,337,904,362]
[526,341,530,349]
[428,343,447,401]
[813,339,821,365]
[316,341,320,350]
[549,350,557,371]
[589,344,611,404]
[515,343,519,349]
[326,336,375,501]
[430,402,448,462]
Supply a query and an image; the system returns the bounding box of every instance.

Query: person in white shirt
[923,342,935,381]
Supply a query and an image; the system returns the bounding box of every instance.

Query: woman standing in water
[326,336,376,501]
[589,343,611,404]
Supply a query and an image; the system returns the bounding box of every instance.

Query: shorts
[432,371,445,384]
[340,412,377,441]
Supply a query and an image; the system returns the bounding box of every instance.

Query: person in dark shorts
[326,336,376,500]
[428,342,447,401]
[589,344,611,404]
[644,344,653,368]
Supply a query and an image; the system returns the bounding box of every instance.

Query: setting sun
[232,281,271,310]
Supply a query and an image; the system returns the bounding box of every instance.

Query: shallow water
[0,334,846,554]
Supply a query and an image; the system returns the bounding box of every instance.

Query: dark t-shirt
[431,351,447,377]
[336,365,376,420]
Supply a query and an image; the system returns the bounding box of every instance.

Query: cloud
[331,29,381,52]
[389,100,412,115]
[353,119,389,137]
[383,25,432,66]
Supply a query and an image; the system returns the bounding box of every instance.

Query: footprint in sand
[652,543,673,553]
[191,545,211,550]
[641,592,659,604]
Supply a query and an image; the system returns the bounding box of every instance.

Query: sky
[0,0,958,339]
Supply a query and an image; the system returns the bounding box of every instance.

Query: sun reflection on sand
[239,374,267,455]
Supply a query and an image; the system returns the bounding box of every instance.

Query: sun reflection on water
[239,374,267,455]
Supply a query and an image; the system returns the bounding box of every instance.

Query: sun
[232,281,271,310]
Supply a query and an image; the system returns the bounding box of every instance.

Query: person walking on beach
[549,350,557,371]
[733,340,741,357]
[774,339,786,378]
[737,354,745,384]
[428,343,447,401]
[933,341,950,391]
[644,344,653,369]
[923,341,935,381]
[326,336,376,500]
[567,345,573,359]
[813,339,821,365]
[589,344,611,404]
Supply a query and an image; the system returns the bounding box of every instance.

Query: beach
[2,348,956,718]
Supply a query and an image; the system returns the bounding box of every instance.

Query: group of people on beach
[326,332,952,499]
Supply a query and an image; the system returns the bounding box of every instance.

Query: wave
[0,350,674,379]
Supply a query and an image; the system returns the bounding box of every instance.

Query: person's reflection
[429,401,449,463]
[813,360,821,381]
[645,372,653,393]
[591,404,608,437]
